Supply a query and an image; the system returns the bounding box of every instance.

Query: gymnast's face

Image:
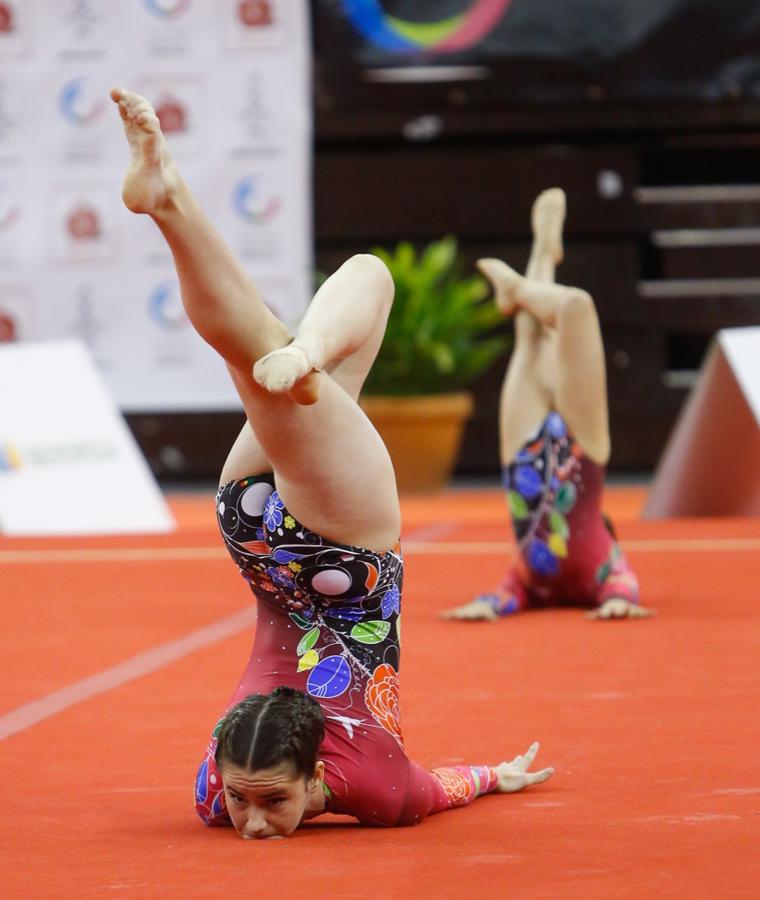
[221,760,325,840]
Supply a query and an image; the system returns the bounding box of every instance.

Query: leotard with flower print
[194,474,499,828]
[479,412,639,614]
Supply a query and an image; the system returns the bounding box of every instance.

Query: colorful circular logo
[149,281,186,329]
[232,175,280,223]
[143,0,192,19]
[66,205,100,240]
[238,0,272,28]
[155,96,187,134]
[0,2,15,34]
[0,314,17,343]
[0,202,20,231]
[58,78,106,126]
[341,0,512,53]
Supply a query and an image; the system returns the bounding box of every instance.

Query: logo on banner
[53,191,113,261]
[238,0,272,27]
[0,440,22,470]
[0,85,17,141]
[0,199,20,230]
[341,0,511,53]
[235,72,271,144]
[233,175,280,223]
[0,440,118,471]
[66,203,101,240]
[60,0,103,43]
[0,312,16,342]
[149,280,186,329]
[0,2,15,33]
[59,77,106,126]
[143,0,192,18]
[155,95,187,134]
[68,283,103,348]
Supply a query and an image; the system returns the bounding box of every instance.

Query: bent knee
[559,288,596,325]
[343,254,395,304]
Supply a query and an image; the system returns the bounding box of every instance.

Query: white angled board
[645,327,760,518]
[719,327,760,424]
[0,340,174,535]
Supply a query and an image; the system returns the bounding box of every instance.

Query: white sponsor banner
[0,340,175,535]
[0,0,312,412]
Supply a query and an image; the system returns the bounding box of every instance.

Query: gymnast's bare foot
[476,258,524,317]
[110,87,180,215]
[253,340,324,405]
[531,187,566,266]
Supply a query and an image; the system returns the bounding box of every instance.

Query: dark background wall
[129,0,760,480]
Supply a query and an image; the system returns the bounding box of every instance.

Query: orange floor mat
[2,486,759,898]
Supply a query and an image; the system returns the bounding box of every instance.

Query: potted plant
[360,236,508,493]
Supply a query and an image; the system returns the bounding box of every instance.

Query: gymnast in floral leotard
[444,189,651,623]
[112,87,552,838]
[194,474,516,829]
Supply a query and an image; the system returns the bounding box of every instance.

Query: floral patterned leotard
[195,474,498,828]
[480,412,639,615]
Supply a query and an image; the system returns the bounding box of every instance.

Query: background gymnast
[111,88,553,839]
[444,189,653,623]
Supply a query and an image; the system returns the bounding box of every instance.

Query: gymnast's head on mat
[214,686,326,840]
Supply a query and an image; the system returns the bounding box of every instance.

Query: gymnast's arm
[399,742,554,825]
[194,741,232,826]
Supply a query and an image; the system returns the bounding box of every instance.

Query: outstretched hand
[440,599,498,622]
[586,598,654,620]
[496,742,554,793]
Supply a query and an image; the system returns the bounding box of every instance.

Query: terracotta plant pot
[360,392,474,494]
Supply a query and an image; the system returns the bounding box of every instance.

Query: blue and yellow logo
[232,175,281,224]
[143,0,192,19]
[58,77,106,127]
[0,441,22,471]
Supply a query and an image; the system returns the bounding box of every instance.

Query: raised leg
[112,88,290,371]
[112,88,400,551]
[484,271,610,464]
[476,188,609,465]
[482,188,568,468]
[228,255,401,551]
[524,187,565,284]
[220,269,391,485]
[252,254,393,404]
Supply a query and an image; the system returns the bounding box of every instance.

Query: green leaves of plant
[362,237,510,395]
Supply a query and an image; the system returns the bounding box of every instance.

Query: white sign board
[0,341,174,535]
